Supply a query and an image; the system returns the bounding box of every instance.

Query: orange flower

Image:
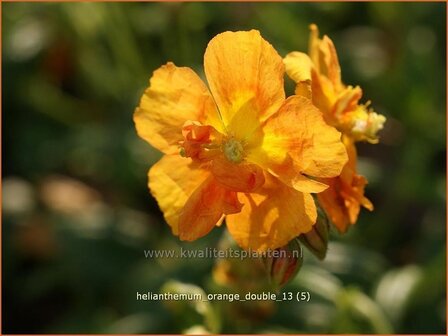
[284,24,386,143]
[284,24,385,232]
[134,30,347,251]
[317,136,373,233]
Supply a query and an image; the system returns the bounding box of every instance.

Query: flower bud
[299,205,329,260]
[263,238,303,288]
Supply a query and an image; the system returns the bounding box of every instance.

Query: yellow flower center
[223,138,244,163]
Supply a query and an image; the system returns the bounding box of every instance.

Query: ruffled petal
[333,85,363,117]
[204,30,285,135]
[316,177,350,232]
[284,51,312,99]
[134,62,222,154]
[318,173,373,233]
[226,176,317,251]
[180,121,223,161]
[148,155,210,235]
[318,139,373,233]
[178,176,242,241]
[211,157,265,193]
[284,51,312,83]
[247,95,348,191]
[308,24,342,89]
[308,24,321,69]
[311,70,336,123]
[319,35,342,89]
[267,164,329,193]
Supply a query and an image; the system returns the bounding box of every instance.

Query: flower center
[223,138,244,164]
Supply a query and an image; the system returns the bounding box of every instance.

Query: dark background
[2,2,446,334]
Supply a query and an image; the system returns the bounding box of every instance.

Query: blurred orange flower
[284,24,385,232]
[134,30,347,250]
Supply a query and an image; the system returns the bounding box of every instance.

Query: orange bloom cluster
[284,24,386,233]
[135,27,385,251]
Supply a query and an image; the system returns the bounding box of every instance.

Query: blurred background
[2,2,446,334]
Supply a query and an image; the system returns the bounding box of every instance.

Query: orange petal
[204,30,285,133]
[319,35,342,88]
[284,51,312,99]
[341,135,357,172]
[333,85,363,118]
[318,162,373,233]
[309,25,340,83]
[284,52,312,83]
[148,155,211,235]
[226,176,317,252]
[308,24,320,69]
[134,62,223,154]
[178,177,242,241]
[346,174,374,210]
[180,121,222,161]
[310,28,343,90]
[211,157,265,193]
[247,95,348,190]
[307,25,344,122]
[267,164,329,193]
[311,70,336,123]
[317,177,350,233]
